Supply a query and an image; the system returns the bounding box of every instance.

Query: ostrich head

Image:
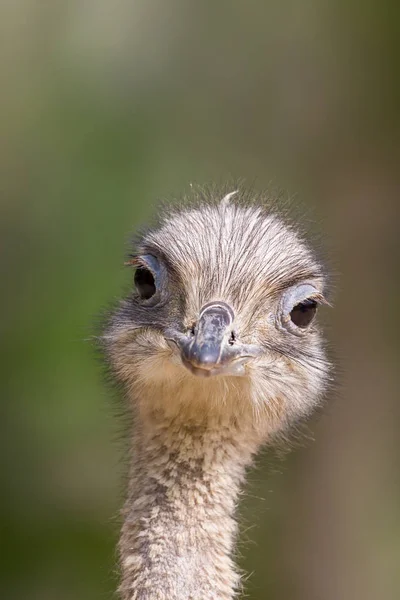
[105,189,330,440]
[104,187,332,600]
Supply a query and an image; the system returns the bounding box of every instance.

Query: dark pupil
[290,299,317,328]
[134,267,156,300]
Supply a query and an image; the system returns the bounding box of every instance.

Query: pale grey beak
[165,301,262,377]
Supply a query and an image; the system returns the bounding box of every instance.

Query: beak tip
[187,344,221,370]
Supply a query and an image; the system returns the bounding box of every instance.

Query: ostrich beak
[165,302,262,377]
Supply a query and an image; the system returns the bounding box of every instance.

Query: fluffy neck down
[119,386,267,600]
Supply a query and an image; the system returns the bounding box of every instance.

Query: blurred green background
[1,2,399,599]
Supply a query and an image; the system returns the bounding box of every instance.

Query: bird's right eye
[134,266,156,300]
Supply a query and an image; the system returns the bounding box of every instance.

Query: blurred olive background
[1,2,399,599]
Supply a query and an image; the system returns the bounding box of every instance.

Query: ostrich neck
[119,404,260,600]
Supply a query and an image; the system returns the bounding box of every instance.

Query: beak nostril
[228,331,236,346]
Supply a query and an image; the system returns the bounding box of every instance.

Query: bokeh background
[1,2,399,599]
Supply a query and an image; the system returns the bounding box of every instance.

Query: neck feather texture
[119,399,264,600]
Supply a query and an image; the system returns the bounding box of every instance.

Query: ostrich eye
[131,254,164,304]
[290,298,317,328]
[279,283,324,334]
[134,266,156,300]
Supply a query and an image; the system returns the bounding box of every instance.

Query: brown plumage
[102,186,332,599]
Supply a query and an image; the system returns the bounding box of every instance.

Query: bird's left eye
[290,298,317,328]
[279,283,324,334]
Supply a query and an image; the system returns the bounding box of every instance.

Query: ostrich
[102,186,331,600]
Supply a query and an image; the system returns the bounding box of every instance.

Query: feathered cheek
[131,331,184,385]
[247,353,310,393]
[108,329,170,379]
